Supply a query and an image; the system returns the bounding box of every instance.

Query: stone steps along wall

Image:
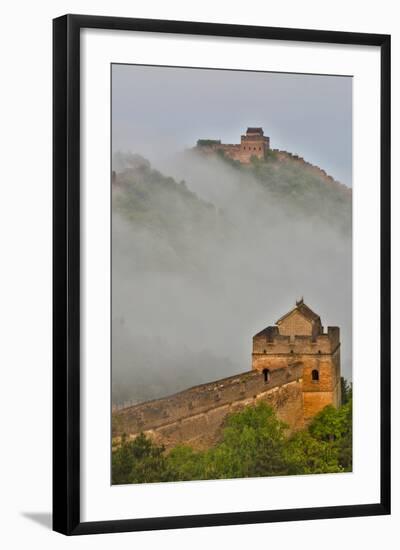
[112,364,303,447]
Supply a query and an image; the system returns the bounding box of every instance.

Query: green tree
[167,445,206,481]
[341,377,352,405]
[204,402,289,479]
[112,433,169,484]
[337,399,352,471]
[309,404,349,443]
[112,434,136,484]
[307,399,352,472]
[112,400,352,484]
[308,405,345,442]
[284,431,342,475]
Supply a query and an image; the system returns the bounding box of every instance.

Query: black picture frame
[53,14,391,535]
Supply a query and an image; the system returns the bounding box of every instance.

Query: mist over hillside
[112,151,352,406]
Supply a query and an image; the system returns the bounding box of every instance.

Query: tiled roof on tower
[246,127,264,135]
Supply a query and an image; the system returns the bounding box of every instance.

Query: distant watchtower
[252,299,341,422]
[239,128,270,162]
[194,127,270,164]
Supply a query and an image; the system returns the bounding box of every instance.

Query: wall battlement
[253,326,340,355]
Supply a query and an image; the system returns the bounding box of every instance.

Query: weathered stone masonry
[112,300,341,450]
[113,365,303,450]
[252,299,341,421]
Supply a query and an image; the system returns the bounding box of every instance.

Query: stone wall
[112,324,341,450]
[112,364,303,450]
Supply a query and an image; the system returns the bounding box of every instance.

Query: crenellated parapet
[253,326,340,356]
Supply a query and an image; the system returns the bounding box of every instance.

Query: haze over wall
[112,64,352,187]
[111,65,352,406]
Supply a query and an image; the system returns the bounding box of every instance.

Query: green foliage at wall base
[112,391,353,484]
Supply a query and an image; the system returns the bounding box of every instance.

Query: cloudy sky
[112,63,352,186]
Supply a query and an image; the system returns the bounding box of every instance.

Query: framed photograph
[53,14,391,535]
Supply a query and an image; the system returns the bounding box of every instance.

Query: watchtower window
[263,368,270,383]
[312,369,319,382]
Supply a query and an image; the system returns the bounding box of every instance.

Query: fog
[112,152,352,406]
[112,64,352,187]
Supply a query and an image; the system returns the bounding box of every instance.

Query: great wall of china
[112,300,341,450]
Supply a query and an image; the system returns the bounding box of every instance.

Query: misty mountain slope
[112,152,352,406]
[113,154,216,228]
[249,151,351,231]
[112,154,238,404]
[168,149,351,235]
[112,153,227,274]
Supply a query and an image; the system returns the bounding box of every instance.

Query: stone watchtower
[239,128,270,162]
[194,127,270,164]
[252,299,341,422]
